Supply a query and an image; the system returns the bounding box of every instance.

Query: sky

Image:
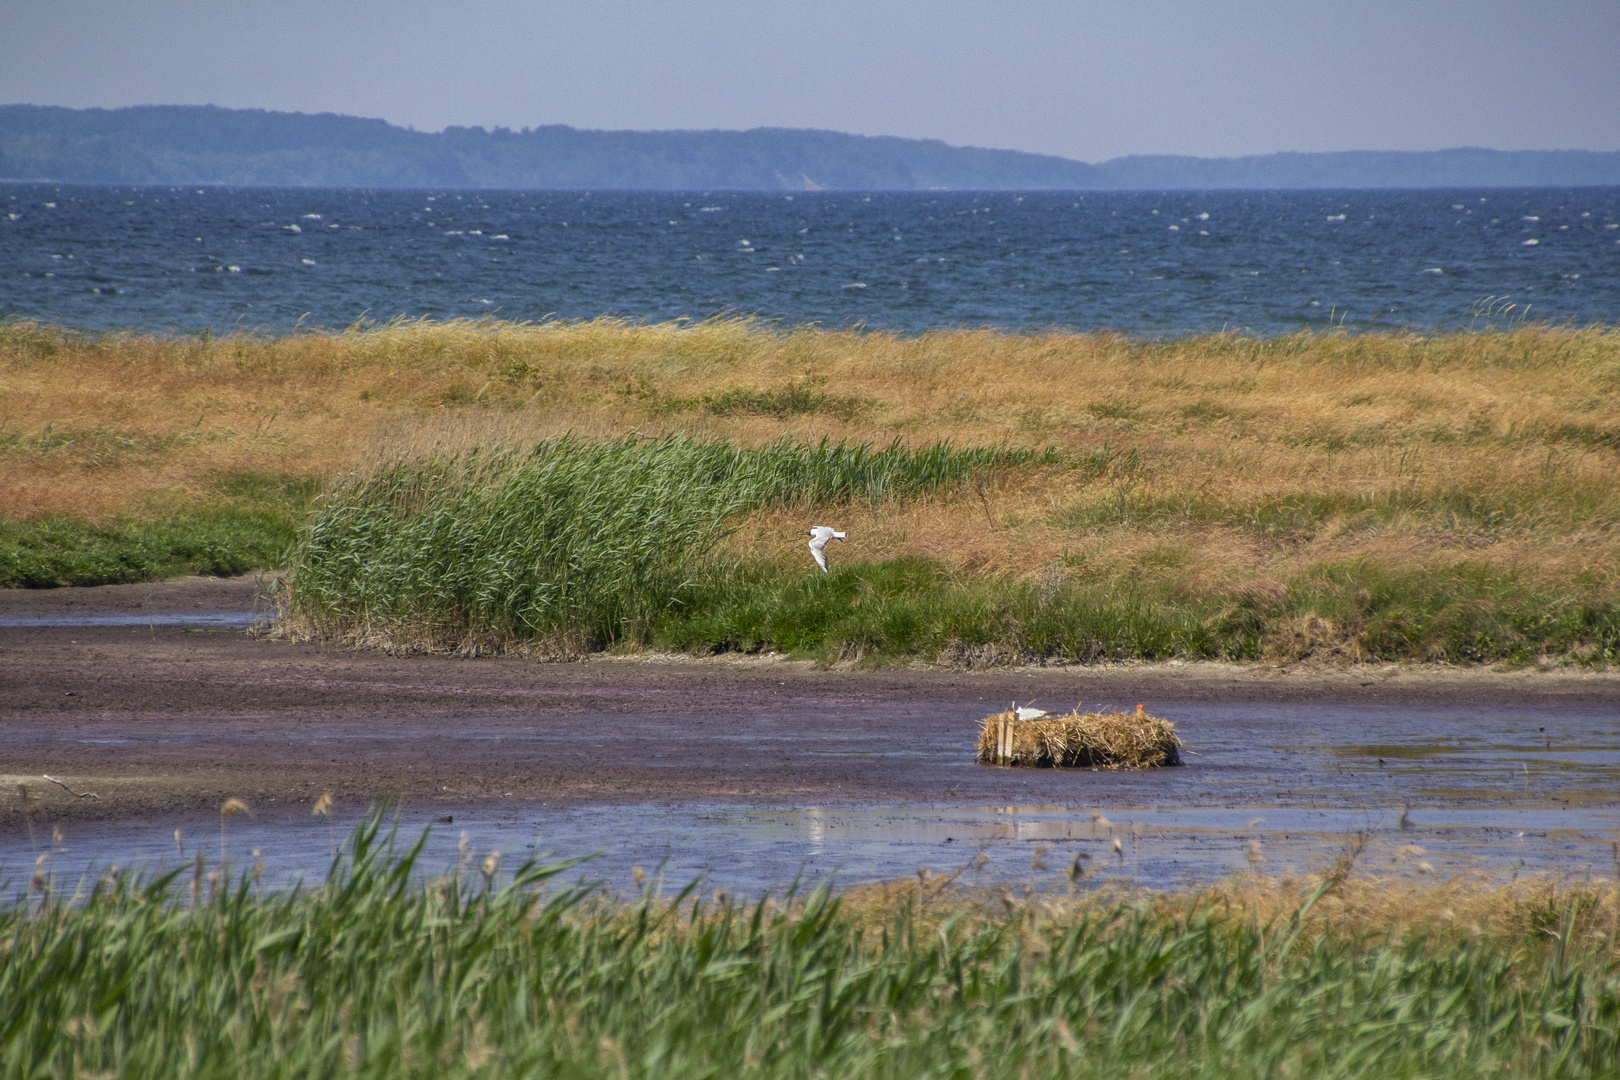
[2,0,1618,162]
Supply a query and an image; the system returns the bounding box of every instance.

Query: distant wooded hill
[3,104,1618,190]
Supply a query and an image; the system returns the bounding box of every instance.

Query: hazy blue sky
[3,0,1617,161]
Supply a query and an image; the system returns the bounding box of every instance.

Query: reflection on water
[0,612,261,628]
[8,801,1616,901]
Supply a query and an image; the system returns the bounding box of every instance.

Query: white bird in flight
[804,526,846,573]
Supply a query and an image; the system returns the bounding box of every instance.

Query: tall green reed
[4,814,1616,1079]
[287,435,1044,651]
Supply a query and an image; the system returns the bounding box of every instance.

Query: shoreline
[5,574,1618,689]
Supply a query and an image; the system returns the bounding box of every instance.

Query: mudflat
[3,578,1618,829]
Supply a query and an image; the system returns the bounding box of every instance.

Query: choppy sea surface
[3,184,1618,335]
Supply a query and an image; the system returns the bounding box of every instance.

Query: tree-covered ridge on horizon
[4,103,1620,190]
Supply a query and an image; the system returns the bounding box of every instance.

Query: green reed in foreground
[286,435,1043,651]
[4,816,1616,1079]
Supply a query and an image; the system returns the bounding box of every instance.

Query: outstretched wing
[810,542,829,572]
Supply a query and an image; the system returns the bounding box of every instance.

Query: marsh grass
[621,374,868,421]
[0,471,315,587]
[4,813,1617,1079]
[7,317,1620,662]
[0,506,302,588]
[650,554,1620,665]
[6,315,1617,524]
[285,435,1042,653]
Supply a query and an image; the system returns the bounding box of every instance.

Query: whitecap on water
[842,282,867,289]
[1522,239,1539,246]
[10,188,1619,337]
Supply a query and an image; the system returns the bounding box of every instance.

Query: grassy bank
[6,817,1617,1079]
[285,428,1620,665]
[652,555,1620,665]
[285,435,1042,652]
[5,317,1619,663]
[0,472,314,587]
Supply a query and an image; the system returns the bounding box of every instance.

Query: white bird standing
[804,526,846,573]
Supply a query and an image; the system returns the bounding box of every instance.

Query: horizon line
[6,102,1619,163]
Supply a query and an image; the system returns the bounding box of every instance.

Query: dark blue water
[3,184,1618,335]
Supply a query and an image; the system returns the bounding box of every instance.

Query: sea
[3,184,1618,335]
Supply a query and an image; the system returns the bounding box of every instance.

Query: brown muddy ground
[4,577,1618,829]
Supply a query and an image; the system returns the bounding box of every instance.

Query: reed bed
[284,434,1040,652]
[975,705,1183,768]
[4,814,1617,1079]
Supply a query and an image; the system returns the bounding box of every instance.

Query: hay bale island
[977,703,1183,769]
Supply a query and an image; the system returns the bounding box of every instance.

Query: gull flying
[804,526,846,573]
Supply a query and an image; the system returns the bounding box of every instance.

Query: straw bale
[976,706,1182,769]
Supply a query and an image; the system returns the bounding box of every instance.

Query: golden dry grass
[841,864,1620,957]
[5,316,1618,612]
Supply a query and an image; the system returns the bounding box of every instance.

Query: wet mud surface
[3,578,1618,891]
